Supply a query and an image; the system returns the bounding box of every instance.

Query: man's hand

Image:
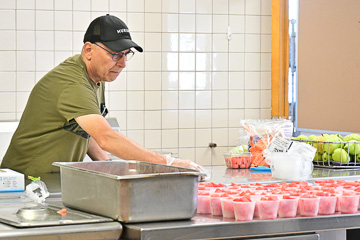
[165,156,207,176]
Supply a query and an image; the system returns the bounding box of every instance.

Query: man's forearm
[99,130,166,164]
[87,136,111,160]
[75,114,165,164]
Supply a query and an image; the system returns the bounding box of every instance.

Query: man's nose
[116,56,126,68]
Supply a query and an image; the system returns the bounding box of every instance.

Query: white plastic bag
[265,141,316,181]
[24,179,50,204]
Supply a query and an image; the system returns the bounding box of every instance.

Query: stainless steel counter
[121,214,355,240]
[2,166,360,240]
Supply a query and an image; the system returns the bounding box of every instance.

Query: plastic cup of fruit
[197,191,211,214]
[298,195,320,217]
[339,194,359,214]
[250,195,262,218]
[210,194,227,216]
[278,196,299,218]
[220,197,235,219]
[287,193,301,215]
[356,192,360,210]
[335,193,342,212]
[258,197,280,220]
[271,194,284,200]
[318,195,337,215]
[233,199,256,221]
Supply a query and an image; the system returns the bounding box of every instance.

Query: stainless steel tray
[53,160,203,223]
[0,198,112,227]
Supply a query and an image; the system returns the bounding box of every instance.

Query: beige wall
[0,0,272,166]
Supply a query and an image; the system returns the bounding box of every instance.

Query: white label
[267,137,292,153]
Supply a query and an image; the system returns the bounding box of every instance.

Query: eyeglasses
[94,43,134,61]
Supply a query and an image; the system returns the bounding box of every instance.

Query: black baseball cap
[84,14,143,53]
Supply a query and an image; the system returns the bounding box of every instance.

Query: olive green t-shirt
[1,54,104,175]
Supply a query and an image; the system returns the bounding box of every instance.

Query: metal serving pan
[53,160,203,223]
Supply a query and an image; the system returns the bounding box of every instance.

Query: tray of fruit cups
[196,179,360,221]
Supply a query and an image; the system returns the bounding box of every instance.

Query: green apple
[344,140,360,155]
[322,152,331,162]
[323,135,342,154]
[343,134,360,142]
[353,153,360,163]
[313,152,322,161]
[295,135,309,140]
[332,148,349,163]
[336,134,344,140]
[308,135,317,141]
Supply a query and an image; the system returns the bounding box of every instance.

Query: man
[1,14,205,176]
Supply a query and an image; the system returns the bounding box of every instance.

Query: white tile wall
[212,109,228,128]
[229,0,245,14]
[0,73,16,92]
[0,31,16,50]
[196,110,211,128]
[161,14,177,33]
[145,0,162,13]
[179,129,195,148]
[196,0,212,14]
[179,0,195,14]
[17,10,34,30]
[55,0,72,10]
[17,72,36,92]
[0,0,272,166]
[0,93,16,112]
[17,0,35,10]
[109,0,126,12]
[144,110,161,129]
[127,111,144,130]
[73,0,90,11]
[179,14,195,33]
[128,0,144,12]
[162,110,178,129]
[179,110,194,128]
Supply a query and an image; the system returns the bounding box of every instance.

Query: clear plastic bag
[236,127,250,146]
[240,119,293,167]
[240,119,293,142]
[24,179,50,204]
[265,141,316,181]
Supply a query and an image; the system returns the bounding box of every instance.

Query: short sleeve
[58,83,101,122]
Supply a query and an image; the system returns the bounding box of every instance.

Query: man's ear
[83,42,93,61]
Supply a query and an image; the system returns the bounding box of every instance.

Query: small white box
[0,169,24,192]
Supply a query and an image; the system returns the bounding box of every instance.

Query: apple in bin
[332,149,350,163]
[322,152,331,162]
[344,141,360,155]
[323,134,342,154]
